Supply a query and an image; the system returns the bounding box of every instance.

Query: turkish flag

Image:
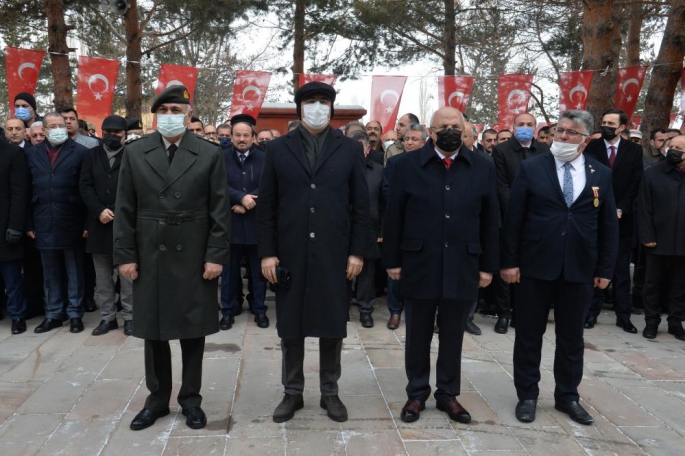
[438,75,474,112]
[5,47,45,112]
[76,56,119,136]
[370,76,407,133]
[497,74,534,129]
[229,70,272,119]
[558,71,594,113]
[299,74,336,87]
[614,66,648,120]
[629,116,642,130]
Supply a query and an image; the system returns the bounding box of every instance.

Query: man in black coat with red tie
[501,110,619,426]
[383,107,499,424]
[583,108,643,332]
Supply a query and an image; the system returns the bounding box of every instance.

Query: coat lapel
[161,133,198,191]
[142,133,171,180]
[542,153,567,205]
[613,140,627,170]
[576,158,600,205]
[283,131,312,177]
[312,128,342,176]
[51,140,74,171]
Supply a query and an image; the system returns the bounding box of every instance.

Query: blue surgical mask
[15,107,32,121]
[157,113,187,138]
[47,127,68,145]
[514,126,534,143]
[219,137,231,149]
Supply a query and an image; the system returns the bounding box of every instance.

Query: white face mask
[302,102,330,129]
[47,127,68,145]
[550,140,581,162]
[157,113,187,138]
[383,140,395,150]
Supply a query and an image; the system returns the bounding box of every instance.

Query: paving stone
[621,386,685,435]
[0,413,63,456]
[101,410,174,456]
[37,419,117,456]
[621,425,685,456]
[404,440,468,455]
[343,429,406,456]
[509,425,588,455]
[455,391,522,452]
[66,378,139,421]
[224,436,284,455]
[285,430,346,456]
[578,379,661,426]
[162,436,227,455]
[607,350,685,380]
[0,381,41,425]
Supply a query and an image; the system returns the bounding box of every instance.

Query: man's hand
[241,194,258,210]
[232,205,247,214]
[643,242,657,248]
[99,209,114,224]
[203,262,222,280]
[376,237,383,243]
[119,263,138,280]
[594,277,611,289]
[501,267,520,284]
[82,230,89,239]
[261,256,279,284]
[617,209,623,219]
[26,231,36,239]
[346,255,364,280]
[387,267,401,281]
[478,271,493,288]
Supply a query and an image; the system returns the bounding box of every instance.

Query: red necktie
[443,157,452,170]
[608,145,616,168]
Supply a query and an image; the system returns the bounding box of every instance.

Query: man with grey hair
[344,120,365,136]
[28,121,46,145]
[501,109,618,426]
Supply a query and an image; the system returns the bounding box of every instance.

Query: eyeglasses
[554,128,587,138]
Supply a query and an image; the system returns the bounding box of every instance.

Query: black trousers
[514,276,593,402]
[144,337,205,412]
[404,298,470,402]
[644,254,685,327]
[589,236,632,320]
[353,258,377,314]
[281,337,342,396]
[474,273,511,319]
[21,237,45,318]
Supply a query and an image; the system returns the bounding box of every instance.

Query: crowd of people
[1,83,684,432]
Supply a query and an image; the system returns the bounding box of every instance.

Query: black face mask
[103,134,123,150]
[666,149,684,166]
[435,128,462,152]
[600,126,618,141]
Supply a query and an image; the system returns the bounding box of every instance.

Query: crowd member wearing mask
[13,92,41,127]
[25,112,90,334]
[258,82,371,424]
[383,107,499,424]
[502,110,618,425]
[583,108,643,333]
[79,115,134,336]
[114,85,230,431]
[638,135,685,341]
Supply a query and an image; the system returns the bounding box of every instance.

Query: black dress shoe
[668,325,685,341]
[130,407,170,430]
[84,298,97,312]
[220,314,234,331]
[584,314,597,329]
[494,317,509,334]
[515,399,537,423]
[400,399,425,423]
[465,319,481,336]
[643,324,658,339]
[34,318,63,333]
[359,313,374,328]
[70,318,84,333]
[254,312,270,328]
[273,393,304,423]
[436,398,471,423]
[554,400,593,425]
[92,319,118,336]
[124,320,133,336]
[320,395,348,422]
[11,318,27,335]
[182,406,207,429]
[616,318,638,334]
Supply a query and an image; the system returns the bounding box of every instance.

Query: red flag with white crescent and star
[614,66,648,121]
[497,74,534,129]
[299,73,336,87]
[76,56,120,137]
[438,75,474,112]
[229,70,272,119]
[370,76,408,134]
[5,47,45,112]
[558,70,594,114]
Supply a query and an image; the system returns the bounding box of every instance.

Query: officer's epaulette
[199,136,220,145]
[124,134,148,144]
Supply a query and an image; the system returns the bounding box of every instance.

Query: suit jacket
[501,153,619,283]
[224,145,265,245]
[382,142,499,302]
[257,126,371,339]
[492,136,549,217]
[0,141,29,261]
[365,157,384,259]
[584,138,643,237]
[79,144,124,255]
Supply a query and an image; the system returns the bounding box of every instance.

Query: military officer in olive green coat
[114,85,231,431]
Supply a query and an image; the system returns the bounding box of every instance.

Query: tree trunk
[443,0,456,75]
[626,2,644,67]
[45,0,74,109]
[292,0,306,93]
[581,0,622,125]
[124,0,143,118]
[640,0,685,162]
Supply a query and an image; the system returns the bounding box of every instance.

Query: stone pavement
[1,300,685,456]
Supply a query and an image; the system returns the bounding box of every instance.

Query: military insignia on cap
[183,90,190,99]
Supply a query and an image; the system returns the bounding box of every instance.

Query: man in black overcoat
[383,107,499,424]
[258,82,371,423]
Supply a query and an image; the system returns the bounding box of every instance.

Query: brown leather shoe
[400,399,425,423]
[387,313,401,330]
[436,398,471,423]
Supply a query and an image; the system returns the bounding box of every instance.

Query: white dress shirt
[554,153,586,204]
[434,147,458,161]
[162,135,183,157]
[604,138,621,158]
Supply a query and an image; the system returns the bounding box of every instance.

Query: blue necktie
[562,162,574,207]
[238,154,246,166]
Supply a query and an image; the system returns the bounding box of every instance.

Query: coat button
[159,192,165,199]
[106,189,111,194]
[445,213,450,218]
[107,174,112,178]
[445,185,450,190]
[242,172,246,175]
[159,245,166,251]
[159,220,166,225]
[310,183,316,189]
[444,242,449,247]
[176,244,182,251]
[561,231,566,236]
[175,192,181,198]
[310,207,315,213]
[310,232,315,239]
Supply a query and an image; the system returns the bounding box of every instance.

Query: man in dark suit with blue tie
[501,110,619,425]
